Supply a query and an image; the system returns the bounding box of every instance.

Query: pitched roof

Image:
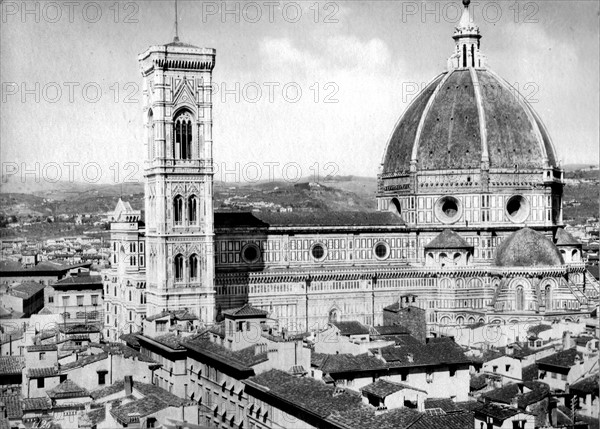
[373,325,410,336]
[405,411,474,429]
[28,367,58,378]
[222,304,268,318]
[332,321,370,336]
[425,229,472,250]
[182,334,268,372]
[60,352,108,371]
[46,379,89,399]
[481,381,549,409]
[526,324,552,337]
[0,356,25,375]
[0,394,22,419]
[380,337,470,368]
[8,282,45,298]
[361,379,425,399]
[27,344,57,352]
[424,398,460,413]
[22,397,51,411]
[570,374,599,394]
[312,353,387,374]
[53,274,103,287]
[145,309,197,322]
[537,349,583,369]
[473,402,519,421]
[107,382,185,424]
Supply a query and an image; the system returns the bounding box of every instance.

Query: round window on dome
[241,244,260,264]
[311,243,326,261]
[505,195,530,223]
[435,196,462,224]
[374,242,390,260]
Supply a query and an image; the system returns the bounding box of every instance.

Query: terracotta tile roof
[312,353,387,374]
[90,380,126,400]
[86,407,106,425]
[332,321,370,336]
[152,334,186,350]
[58,323,102,334]
[0,357,24,375]
[522,364,538,382]
[527,324,552,337]
[28,367,58,378]
[470,374,487,391]
[60,352,108,371]
[22,397,51,411]
[245,369,364,420]
[380,337,470,368]
[361,379,425,399]
[215,211,405,229]
[47,379,89,399]
[145,309,197,322]
[107,382,185,424]
[27,344,57,352]
[182,334,268,372]
[119,333,141,348]
[0,394,22,419]
[8,282,45,298]
[424,398,460,413]
[481,381,549,409]
[53,274,103,287]
[405,411,474,429]
[222,303,268,318]
[425,229,472,250]
[473,402,519,421]
[537,349,583,370]
[570,374,599,395]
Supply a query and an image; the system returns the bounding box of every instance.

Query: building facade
[105,0,599,339]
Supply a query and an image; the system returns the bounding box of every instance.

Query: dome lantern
[448,0,487,70]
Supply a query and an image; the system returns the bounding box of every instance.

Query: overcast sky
[1,0,598,184]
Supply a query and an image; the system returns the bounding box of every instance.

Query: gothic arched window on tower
[148,109,155,159]
[174,254,184,282]
[174,111,193,160]
[173,195,184,225]
[516,286,525,311]
[189,254,199,281]
[188,195,198,224]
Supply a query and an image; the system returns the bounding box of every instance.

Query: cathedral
[103,0,599,342]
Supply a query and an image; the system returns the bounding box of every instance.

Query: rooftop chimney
[124,375,133,396]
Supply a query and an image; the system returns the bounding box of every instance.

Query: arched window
[328,309,339,323]
[188,195,198,224]
[190,254,199,281]
[571,249,579,262]
[545,285,552,310]
[390,198,402,217]
[174,111,193,160]
[471,44,475,67]
[462,44,467,68]
[174,254,184,282]
[516,286,525,311]
[173,195,184,225]
[148,109,155,159]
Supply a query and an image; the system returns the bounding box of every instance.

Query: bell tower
[138,32,216,322]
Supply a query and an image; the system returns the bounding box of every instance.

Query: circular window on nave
[241,243,261,264]
[505,195,530,223]
[311,243,327,261]
[374,242,390,260]
[435,196,462,224]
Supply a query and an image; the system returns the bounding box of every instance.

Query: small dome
[494,228,564,267]
[381,69,557,176]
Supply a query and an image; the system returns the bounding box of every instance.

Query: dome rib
[469,67,488,164]
[411,71,454,165]
[380,73,445,176]
[486,69,549,167]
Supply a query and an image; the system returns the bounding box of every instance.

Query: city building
[103,0,599,342]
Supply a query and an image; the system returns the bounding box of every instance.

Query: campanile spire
[448,0,487,70]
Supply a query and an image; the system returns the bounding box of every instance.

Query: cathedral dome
[494,228,564,267]
[380,0,557,177]
[381,69,557,176]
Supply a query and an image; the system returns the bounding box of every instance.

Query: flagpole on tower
[174,0,179,42]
